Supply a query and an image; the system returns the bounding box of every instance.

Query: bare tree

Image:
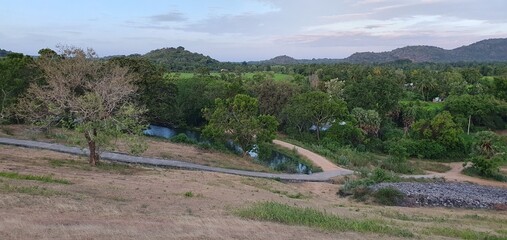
[17,46,145,165]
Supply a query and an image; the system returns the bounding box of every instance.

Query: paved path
[0,137,354,182]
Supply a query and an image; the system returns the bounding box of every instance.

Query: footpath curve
[273,139,347,172]
[0,137,353,182]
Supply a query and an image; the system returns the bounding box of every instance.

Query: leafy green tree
[0,53,36,122]
[250,79,300,122]
[108,57,177,126]
[465,131,507,177]
[282,91,347,140]
[493,77,507,101]
[444,94,507,132]
[203,94,278,154]
[412,111,464,151]
[16,47,145,166]
[344,67,403,116]
[409,69,438,101]
[351,108,381,137]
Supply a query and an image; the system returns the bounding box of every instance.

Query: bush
[465,131,507,177]
[372,187,405,206]
[324,123,364,146]
[399,139,446,159]
[467,156,502,177]
[257,143,273,162]
[171,133,197,144]
[365,137,385,153]
[339,168,400,197]
[380,157,415,174]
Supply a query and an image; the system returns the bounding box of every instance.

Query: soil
[1,145,507,240]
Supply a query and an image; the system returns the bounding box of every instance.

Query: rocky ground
[371,182,507,209]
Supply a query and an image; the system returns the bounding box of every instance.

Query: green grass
[0,171,71,184]
[411,160,451,173]
[424,227,505,240]
[379,211,447,223]
[170,72,294,82]
[184,191,194,197]
[0,184,62,196]
[235,202,414,238]
[462,167,507,182]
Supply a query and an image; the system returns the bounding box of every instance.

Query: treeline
[1,49,507,177]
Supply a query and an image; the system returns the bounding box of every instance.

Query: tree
[250,79,300,122]
[344,67,403,116]
[17,46,145,166]
[445,94,507,132]
[0,53,36,122]
[282,91,347,140]
[412,111,464,150]
[108,57,178,126]
[203,94,278,154]
[351,108,381,137]
[465,131,507,176]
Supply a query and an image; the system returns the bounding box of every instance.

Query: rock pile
[371,182,507,209]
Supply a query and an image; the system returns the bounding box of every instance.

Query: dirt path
[273,139,347,172]
[407,162,507,188]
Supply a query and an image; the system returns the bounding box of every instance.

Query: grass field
[169,72,294,81]
[0,144,506,240]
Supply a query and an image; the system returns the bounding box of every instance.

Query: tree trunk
[467,115,472,135]
[84,129,100,166]
[316,127,321,141]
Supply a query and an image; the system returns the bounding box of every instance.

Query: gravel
[371,182,507,209]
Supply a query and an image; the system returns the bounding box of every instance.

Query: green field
[167,72,294,81]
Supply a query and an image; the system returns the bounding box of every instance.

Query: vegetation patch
[49,159,139,175]
[372,187,405,206]
[411,160,451,173]
[462,167,507,182]
[0,184,62,196]
[235,202,413,237]
[424,227,505,240]
[0,171,71,184]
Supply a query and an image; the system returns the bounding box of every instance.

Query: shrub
[171,133,197,144]
[465,131,507,177]
[339,168,400,197]
[380,157,415,174]
[400,139,446,159]
[365,137,385,153]
[257,143,273,162]
[467,156,502,177]
[372,187,405,206]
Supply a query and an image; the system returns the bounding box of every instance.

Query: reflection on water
[144,124,312,174]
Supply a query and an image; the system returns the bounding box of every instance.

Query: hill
[142,46,220,71]
[0,48,14,57]
[254,38,507,64]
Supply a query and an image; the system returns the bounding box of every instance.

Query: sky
[1,0,506,61]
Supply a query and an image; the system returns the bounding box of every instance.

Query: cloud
[149,11,186,22]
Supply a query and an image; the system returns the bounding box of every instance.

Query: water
[144,125,201,142]
[143,124,312,174]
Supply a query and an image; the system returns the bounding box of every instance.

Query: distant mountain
[255,55,299,65]
[0,48,14,57]
[254,38,507,64]
[142,46,220,71]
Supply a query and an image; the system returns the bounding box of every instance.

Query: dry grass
[0,144,506,240]
[0,124,273,173]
